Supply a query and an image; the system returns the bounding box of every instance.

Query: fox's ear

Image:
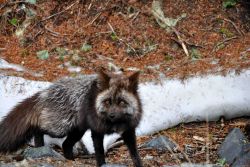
[97,67,111,90]
[128,71,140,93]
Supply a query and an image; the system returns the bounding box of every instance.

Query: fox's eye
[118,99,127,107]
[103,99,111,106]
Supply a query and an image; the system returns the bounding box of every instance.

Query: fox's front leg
[122,129,143,167]
[91,130,105,167]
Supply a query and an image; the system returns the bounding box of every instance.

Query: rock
[0,164,16,167]
[73,141,89,156]
[126,67,140,72]
[23,146,65,160]
[218,128,248,165]
[142,135,177,152]
[35,163,55,167]
[232,144,250,167]
[101,164,127,167]
[245,123,250,140]
[0,160,55,167]
[163,164,219,167]
[144,155,154,160]
[184,144,196,156]
[146,64,160,71]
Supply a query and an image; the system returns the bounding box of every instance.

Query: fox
[0,69,143,167]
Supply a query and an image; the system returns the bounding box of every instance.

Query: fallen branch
[45,26,61,37]
[152,0,189,57]
[41,0,79,22]
[223,18,244,36]
[108,22,139,57]
[0,2,7,10]
[0,48,6,51]
[212,36,238,53]
[83,0,111,27]
[172,27,190,57]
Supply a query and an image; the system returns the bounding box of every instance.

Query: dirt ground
[0,0,250,166]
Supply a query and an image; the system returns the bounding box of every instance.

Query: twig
[84,0,111,27]
[185,40,204,48]
[205,114,210,164]
[172,27,190,57]
[107,22,139,57]
[33,30,44,40]
[212,36,238,53]
[77,154,95,159]
[0,2,7,10]
[162,139,182,165]
[45,26,61,37]
[107,22,115,32]
[85,12,102,26]
[240,48,250,56]
[223,18,244,36]
[108,140,124,150]
[171,37,204,49]
[87,2,93,10]
[95,31,113,36]
[41,0,79,22]
[130,11,140,22]
[0,48,6,51]
[165,137,192,164]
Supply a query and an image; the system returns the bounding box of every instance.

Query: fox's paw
[63,151,74,160]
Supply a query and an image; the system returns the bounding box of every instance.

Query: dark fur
[0,70,143,167]
[0,93,40,152]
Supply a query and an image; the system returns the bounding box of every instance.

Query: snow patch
[0,58,25,72]
[0,58,43,77]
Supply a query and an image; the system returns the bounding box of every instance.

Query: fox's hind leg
[62,128,86,160]
[34,131,44,147]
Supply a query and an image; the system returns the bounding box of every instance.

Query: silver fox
[0,69,143,167]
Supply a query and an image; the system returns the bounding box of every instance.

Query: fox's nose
[108,112,116,119]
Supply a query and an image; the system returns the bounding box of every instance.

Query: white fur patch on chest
[110,125,126,135]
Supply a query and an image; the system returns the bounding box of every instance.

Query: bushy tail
[0,93,40,152]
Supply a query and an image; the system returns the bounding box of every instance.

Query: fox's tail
[0,93,40,152]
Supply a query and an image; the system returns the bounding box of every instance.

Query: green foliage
[25,0,36,4]
[126,43,157,56]
[81,43,92,52]
[37,50,49,60]
[152,0,186,32]
[219,28,234,38]
[217,158,226,166]
[21,49,29,57]
[165,54,173,61]
[110,32,119,41]
[70,53,82,66]
[190,48,202,60]
[142,44,158,54]
[216,43,225,51]
[9,18,18,27]
[223,0,237,8]
[56,47,67,61]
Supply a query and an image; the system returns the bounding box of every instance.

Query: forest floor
[0,0,250,166]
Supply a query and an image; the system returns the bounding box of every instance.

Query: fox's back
[37,75,97,137]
